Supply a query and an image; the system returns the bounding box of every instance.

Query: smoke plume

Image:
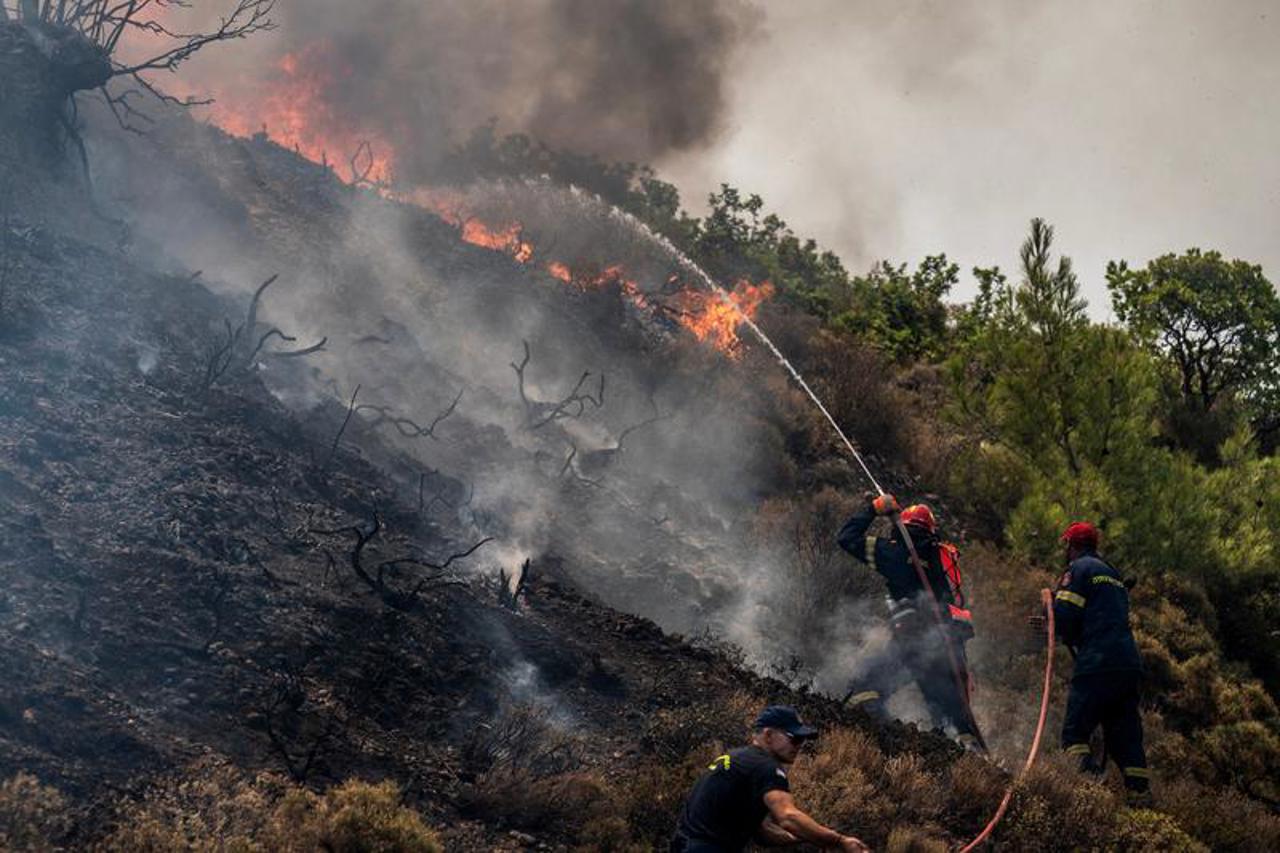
[176,0,759,184]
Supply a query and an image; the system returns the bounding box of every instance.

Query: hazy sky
[660,0,1280,313]
[167,1,1279,316]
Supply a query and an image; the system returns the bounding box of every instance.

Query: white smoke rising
[78,96,904,711]
[661,0,1280,312]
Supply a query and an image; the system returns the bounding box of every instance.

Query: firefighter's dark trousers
[847,618,977,738]
[1062,671,1149,793]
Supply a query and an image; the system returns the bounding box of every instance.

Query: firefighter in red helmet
[837,494,981,751]
[1032,521,1150,799]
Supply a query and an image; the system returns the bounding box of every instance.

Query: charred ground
[0,141,967,850]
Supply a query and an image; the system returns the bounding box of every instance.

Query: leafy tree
[1106,249,1280,449]
[832,255,957,362]
[948,219,1137,484]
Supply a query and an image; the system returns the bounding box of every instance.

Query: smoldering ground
[72,6,914,714]
[82,108,819,648]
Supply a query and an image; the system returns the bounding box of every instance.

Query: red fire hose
[957,588,1056,851]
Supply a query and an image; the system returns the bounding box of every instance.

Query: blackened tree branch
[509,339,605,430]
[320,384,360,471]
[354,387,464,441]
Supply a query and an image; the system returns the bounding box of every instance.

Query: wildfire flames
[172,39,771,356]
[673,280,775,353]
[407,187,771,356]
[196,41,396,185]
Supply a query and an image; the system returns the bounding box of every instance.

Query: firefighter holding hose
[1031,521,1151,800]
[837,494,982,751]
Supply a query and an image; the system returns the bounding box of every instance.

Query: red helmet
[900,504,936,534]
[1060,522,1099,551]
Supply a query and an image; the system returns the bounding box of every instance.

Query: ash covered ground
[0,105,962,848]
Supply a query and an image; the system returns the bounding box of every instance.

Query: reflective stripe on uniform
[1056,590,1086,607]
[1123,767,1151,779]
[1091,575,1126,589]
[1065,744,1091,756]
[865,537,877,566]
[849,691,880,706]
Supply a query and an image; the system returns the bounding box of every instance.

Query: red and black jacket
[837,504,972,634]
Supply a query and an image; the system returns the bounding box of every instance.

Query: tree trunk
[21,0,39,22]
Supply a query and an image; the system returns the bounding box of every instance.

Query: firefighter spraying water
[837,494,982,751]
[589,186,1068,849]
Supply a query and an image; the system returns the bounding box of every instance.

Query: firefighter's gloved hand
[1027,613,1049,639]
[872,493,900,515]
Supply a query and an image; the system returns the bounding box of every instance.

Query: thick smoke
[662,0,1280,308]
[177,0,759,183]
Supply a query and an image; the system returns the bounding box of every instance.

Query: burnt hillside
[0,144,965,849]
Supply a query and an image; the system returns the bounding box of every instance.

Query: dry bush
[957,543,1062,762]
[0,773,70,852]
[961,542,1048,692]
[459,702,603,838]
[1112,808,1207,853]
[461,768,609,835]
[886,825,950,853]
[807,330,916,464]
[99,763,278,851]
[280,780,443,853]
[749,489,877,672]
[578,749,715,852]
[1159,778,1280,852]
[639,691,760,762]
[941,753,1006,836]
[997,754,1119,852]
[883,754,946,827]
[893,362,968,488]
[463,703,583,776]
[1192,720,1280,804]
[788,726,946,847]
[99,764,440,852]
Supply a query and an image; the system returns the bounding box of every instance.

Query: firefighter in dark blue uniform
[1037,521,1150,796]
[837,494,981,750]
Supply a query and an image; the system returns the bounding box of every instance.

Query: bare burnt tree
[510,339,605,430]
[419,469,473,515]
[312,511,492,610]
[257,645,347,783]
[317,383,360,471]
[202,274,326,391]
[576,394,670,476]
[348,140,389,190]
[2,1,275,125]
[354,387,464,441]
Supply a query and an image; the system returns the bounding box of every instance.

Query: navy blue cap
[754,705,819,739]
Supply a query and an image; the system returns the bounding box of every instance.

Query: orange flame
[163,38,771,356]
[547,261,573,283]
[671,280,774,356]
[189,41,395,184]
